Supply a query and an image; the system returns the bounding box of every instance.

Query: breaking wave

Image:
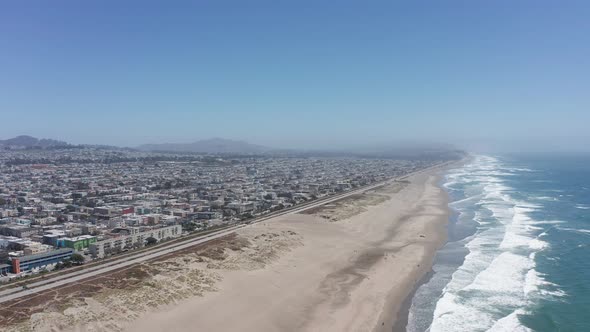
[427,156,563,332]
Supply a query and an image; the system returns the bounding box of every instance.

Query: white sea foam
[524,269,565,298]
[464,252,532,297]
[442,230,502,293]
[487,310,532,332]
[428,155,560,332]
[443,180,459,189]
[524,269,548,295]
[449,193,484,207]
[528,238,548,250]
[506,167,536,172]
[576,204,590,210]
[430,292,496,332]
[556,226,590,235]
[535,195,558,201]
[500,205,548,250]
[532,220,565,225]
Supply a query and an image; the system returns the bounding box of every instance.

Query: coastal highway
[0,161,451,304]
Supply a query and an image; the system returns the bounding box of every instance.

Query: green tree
[146,237,158,246]
[182,222,196,232]
[70,253,85,264]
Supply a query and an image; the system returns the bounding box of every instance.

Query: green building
[60,235,97,251]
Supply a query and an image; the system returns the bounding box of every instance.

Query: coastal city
[1,1,585,330]
[0,145,446,281]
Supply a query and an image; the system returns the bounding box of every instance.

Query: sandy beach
[1,167,449,332]
[125,168,449,332]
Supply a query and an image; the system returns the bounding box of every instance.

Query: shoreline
[392,269,435,332]
[387,163,461,332]
[373,171,451,332]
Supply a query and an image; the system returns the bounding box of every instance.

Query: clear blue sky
[1,1,589,151]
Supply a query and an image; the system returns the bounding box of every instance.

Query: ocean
[406,154,590,332]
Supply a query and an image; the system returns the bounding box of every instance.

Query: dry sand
[1,167,449,332]
[126,169,449,332]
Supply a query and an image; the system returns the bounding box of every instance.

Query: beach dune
[125,170,449,332]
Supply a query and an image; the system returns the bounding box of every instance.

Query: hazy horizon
[2,1,589,153]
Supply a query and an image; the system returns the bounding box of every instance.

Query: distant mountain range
[137,138,271,154]
[0,135,69,148]
[0,135,464,160]
[0,136,269,154]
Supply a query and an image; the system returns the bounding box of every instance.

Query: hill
[0,135,69,148]
[137,138,270,154]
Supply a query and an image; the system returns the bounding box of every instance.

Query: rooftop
[13,248,74,263]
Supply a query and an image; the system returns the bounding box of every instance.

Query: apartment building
[89,224,181,258]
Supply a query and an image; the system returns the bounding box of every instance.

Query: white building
[89,224,182,258]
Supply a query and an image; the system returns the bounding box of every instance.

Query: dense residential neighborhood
[0,146,452,280]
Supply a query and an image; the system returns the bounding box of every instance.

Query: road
[0,161,450,304]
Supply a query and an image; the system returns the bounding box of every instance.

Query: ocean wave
[428,156,559,332]
[441,229,502,293]
[534,196,558,201]
[531,220,565,225]
[500,205,548,250]
[449,193,484,207]
[506,167,536,172]
[443,180,459,189]
[486,309,532,332]
[463,252,533,296]
[524,269,566,298]
[575,204,590,210]
[556,226,590,235]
